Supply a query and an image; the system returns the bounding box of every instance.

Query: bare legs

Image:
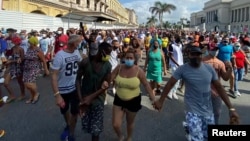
[113,105,137,141]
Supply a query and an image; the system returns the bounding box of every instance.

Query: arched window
[30,10,46,15]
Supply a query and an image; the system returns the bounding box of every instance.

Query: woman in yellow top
[109,48,155,141]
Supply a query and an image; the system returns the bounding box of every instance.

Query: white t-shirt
[109,49,119,72]
[51,50,82,94]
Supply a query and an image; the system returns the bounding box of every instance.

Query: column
[89,0,95,10]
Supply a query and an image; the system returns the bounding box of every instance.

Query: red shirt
[234,51,245,68]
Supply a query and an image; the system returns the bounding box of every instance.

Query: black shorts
[113,94,141,112]
[60,90,79,116]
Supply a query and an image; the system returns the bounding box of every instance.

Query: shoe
[104,100,108,105]
[0,78,4,83]
[32,93,40,104]
[67,135,75,141]
[167,93,173,100]
[173,93,179,100]
[178,88,184,94]
[234,91,241,97]
[182,121,191,141]
[60,126,69,141]
[112,87,116,95]
[0,130,5,138]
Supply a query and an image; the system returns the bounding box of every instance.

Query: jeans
[170,66,180,94]
[234,68,244,91]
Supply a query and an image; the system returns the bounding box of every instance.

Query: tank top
[115,65,140,100]
[162,38,169,48]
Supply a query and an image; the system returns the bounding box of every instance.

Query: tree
[146,16,158,27]
[163,21,171,29]
[149,1,176,29]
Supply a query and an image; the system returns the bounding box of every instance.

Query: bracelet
[54,91,60,97]
[229,108,236,111]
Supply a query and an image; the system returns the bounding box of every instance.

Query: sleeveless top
[115,65,140,100]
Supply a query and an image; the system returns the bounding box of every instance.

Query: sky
[119,0,209,24]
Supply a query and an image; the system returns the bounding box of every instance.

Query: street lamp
[68,1,73,29]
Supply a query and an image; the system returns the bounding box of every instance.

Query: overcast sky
[120,0,209,24]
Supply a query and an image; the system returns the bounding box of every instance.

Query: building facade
[190,0,250,33]
[126,8,138,26]
[2,0,138,26]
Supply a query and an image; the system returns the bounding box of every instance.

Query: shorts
[185,112,214,141]
[60,90,79,116]
[81,104,104,136]
[113,94,141,112]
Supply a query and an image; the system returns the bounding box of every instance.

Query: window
[238,9,241,22]
[234,10,237,22]
[76,0,80,5]
[94,3,97,11]
[231,10,234,23]
[242,8,245,22]
[87,0,90,8]
[247,7,249,21]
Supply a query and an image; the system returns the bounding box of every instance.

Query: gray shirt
[173,63,218,117]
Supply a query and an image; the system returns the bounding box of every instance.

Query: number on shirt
[65,61,78,76]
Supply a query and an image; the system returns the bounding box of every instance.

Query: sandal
[25,99,33,104]
[32,93,40,104]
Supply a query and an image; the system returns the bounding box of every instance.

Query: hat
[6,28,17,32]
[234,42,241,47]
[189,47,202,54]
[11,36,22,45]
[28,36,39,46]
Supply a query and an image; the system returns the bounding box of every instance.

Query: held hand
[45,69,50,76]
[229,111,240,125]
[163,70,167,76]
[101,81,109,89]
[79,103,89,117]
[81,95,93,106]
[55,95,65,108]
[152,100,164,111]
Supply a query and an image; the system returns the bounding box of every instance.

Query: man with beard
[153,46,239,141]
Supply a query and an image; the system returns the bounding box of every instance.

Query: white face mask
[42,34,46,38]
[57,31,62,34]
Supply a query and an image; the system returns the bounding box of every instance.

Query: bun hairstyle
[125,47,136,58]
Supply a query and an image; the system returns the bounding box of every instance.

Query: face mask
[57,31,62,34]
[124,59,134,67]
[42,34,46,38]
[102,55,111,62]
[20,35,26,40]
[209,50,219,57]
[154,46,158,49]
[223,41,228,45]
[189,58,201,68]
[234,46,240,51]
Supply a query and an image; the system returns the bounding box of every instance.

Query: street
[0,56,249,141]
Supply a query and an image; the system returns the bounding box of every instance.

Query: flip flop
[32,93,40,104]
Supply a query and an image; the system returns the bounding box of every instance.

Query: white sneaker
[112,87,116,95]
[0,78,4,83]
[167,93,173,100]
[104,100,108,105]
[234,91,241,97]
[173,93,179,100]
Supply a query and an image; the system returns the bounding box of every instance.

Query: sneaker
[67,135,75,141]
[173,93,179,100]
[0,130,5,138]
[104,100,108,105]
[167,93,173,100]
[234,91,241,97]
[182,121,191,141]
[60,126,69,141]
[112,87,116,95]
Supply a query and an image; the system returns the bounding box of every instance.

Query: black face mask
[154,46,158,49]
[189,58,201,68]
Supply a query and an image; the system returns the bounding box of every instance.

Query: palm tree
[163,21,171,29]
[149,1,176,29]
[146,16,158,27]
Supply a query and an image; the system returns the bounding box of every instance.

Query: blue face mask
[124,59,134,67]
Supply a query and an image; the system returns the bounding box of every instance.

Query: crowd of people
[0,25,247,141]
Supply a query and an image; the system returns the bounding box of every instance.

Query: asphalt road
[0,56,249,141]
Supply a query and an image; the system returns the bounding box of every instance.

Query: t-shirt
[51,50,82,94]
[162,37,169,48]
[173,63,218,117]
[109,49,119,72]
[20,39,28,54]
[234,51,245,69]
[39,38,50,55]
[217,43,233,62]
